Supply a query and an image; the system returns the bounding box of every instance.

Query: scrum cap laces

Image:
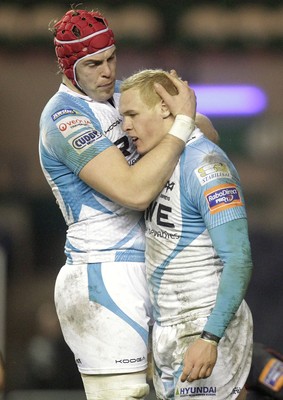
[54,9,115,87]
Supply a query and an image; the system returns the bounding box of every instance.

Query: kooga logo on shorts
[72,130,102,149]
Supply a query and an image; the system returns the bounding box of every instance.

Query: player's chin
[134,138,153,156]
[135,143,146,156]
[97,86,115,101]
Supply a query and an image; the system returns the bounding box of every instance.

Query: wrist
[168,115,195,143]
[200,331,220,344]
[199,337,218,347]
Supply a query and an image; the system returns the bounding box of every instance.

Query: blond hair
[120,69,178,109]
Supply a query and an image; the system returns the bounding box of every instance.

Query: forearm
[80,133,185,210]
[127,134,185,209]
[80,117,195,210]
[126,115,195,209]
[204,219,253,338]
[195,112,219,144]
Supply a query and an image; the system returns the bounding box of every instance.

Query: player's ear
[160,100,171,119]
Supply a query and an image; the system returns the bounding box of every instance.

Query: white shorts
[54,261,153,374]
[152,301,253,400]
[81,371,149,400]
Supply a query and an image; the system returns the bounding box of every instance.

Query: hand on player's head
[154,70,196,120]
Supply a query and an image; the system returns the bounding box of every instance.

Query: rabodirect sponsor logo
[204,183,243,214]
[72,130,103,150]
[51,109,78,121]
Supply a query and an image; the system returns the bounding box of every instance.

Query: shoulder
[112,80,121,105]
[183,133,219,164]
[115,79,121,92]
[41,90,78,117]
[40,89,95,130]
[181,135,233,183]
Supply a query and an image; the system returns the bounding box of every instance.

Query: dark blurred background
[0,0,283,398]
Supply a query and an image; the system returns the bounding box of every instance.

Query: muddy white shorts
[152,301,253,400]
[81,371,149,400]
[54,261,153,374]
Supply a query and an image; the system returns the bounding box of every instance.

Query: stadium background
[0,0,283,397]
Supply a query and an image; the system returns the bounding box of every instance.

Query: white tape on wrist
[168,115,195,143]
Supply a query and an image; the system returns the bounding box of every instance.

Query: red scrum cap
[53,9,115,87]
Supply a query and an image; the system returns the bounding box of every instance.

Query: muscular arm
[79,134,185,210]
[181,218,253,382]
[195,112,219,144]
[80,74,196,210]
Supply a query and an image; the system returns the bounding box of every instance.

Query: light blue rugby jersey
[39,83,145,264]
[145,129,247,327]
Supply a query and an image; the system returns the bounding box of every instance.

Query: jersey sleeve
[189,150,247,230]
[41,106,113,176]
[203,218,253,338]
[184,144,253,338]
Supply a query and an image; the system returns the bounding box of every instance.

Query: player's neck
[62,75,85,96]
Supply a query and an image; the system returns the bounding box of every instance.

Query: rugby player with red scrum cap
[39,6,216,399]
